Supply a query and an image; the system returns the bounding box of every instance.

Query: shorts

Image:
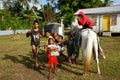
[48,56,58,66]
[31,41,40,47]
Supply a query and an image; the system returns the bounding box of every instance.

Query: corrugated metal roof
[74,5,120,15]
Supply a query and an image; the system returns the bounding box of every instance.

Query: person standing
[63,33,75,63]
[57,35,65,66]
[26,20,43,68]
[45,32,54,62]
[47,38,60,80]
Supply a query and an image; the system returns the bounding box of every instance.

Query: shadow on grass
[2,49,48,76]
[62,62,83,70]
[60,64,83,75]
[2,48,85,77]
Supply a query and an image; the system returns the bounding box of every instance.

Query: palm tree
[18,0,40,19]
[103,0,114,6]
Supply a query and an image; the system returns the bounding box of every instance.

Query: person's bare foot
[48,76,52,80]
[68,59,72,64]
[35,63,39,68]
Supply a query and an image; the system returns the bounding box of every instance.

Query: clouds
[0,1,3,9]
[113,0,120,5]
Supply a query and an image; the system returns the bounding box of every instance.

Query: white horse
[71,24,101,75]
[80,29,101,75]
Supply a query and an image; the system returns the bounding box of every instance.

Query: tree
[103,0,114,6]
[57,0,106,27]
[79,0,103,8]
[9,1,24,17]
[57,0,78,27]
[41,3,56,22]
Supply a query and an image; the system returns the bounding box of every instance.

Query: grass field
[0,34,120,80]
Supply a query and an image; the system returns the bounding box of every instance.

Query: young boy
[63,33,75,63]
[26,20,43,68]
[57,35,65,66]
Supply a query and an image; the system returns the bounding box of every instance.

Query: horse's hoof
[97,72,101,75]
[103,56,106,59]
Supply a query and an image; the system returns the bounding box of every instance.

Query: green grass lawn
[0,34,120,80]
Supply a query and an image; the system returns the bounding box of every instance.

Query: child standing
[57,35,66,66]
[63,33,75,63]
[47,38,60,80]
[45,32,54,61]
[26,20,43,68]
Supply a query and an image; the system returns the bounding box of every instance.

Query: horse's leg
[83,50,92,75]
[82,37,92,75]
[96,60,101,74]
[93,38,101,74]
[83,57,89,75]
[81,37,87,75]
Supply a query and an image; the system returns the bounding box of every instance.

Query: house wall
[73,13,120,33]
[86,15,103,33]
[86,14,120,33]
[90,15,103,33]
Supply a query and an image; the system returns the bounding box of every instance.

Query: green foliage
[9,1,24,17]
[57,0,110,28]
[57,0,78,27]
[0,10,34,30]
[41,3,57,22]
[0,0,113,30]
[103,0,114,6]
[0,0,45,30]
[79,0,104,8]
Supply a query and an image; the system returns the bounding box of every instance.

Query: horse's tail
[84,30,93,74]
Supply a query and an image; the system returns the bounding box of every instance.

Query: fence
[0,30,29,36]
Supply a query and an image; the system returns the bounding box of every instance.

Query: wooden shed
[74,5,120,36]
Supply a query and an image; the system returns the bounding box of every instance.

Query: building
[44,22,64,36]
[74,5,120,36]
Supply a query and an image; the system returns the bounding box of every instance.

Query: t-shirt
[48,44,61,56]
[58,43,64,52]
[28,29,42,45]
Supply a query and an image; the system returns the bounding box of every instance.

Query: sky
[29,0,58,9]
[0,0,120,10]
[0,0,52,9]
[113,0,120,5]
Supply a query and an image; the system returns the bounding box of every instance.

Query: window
[91,15,97,26]
[111,15,117,26]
